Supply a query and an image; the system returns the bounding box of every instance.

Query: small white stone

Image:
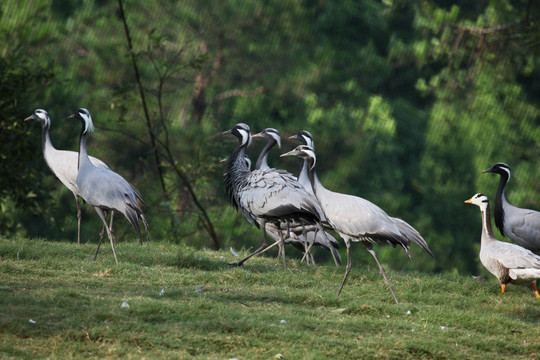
[280,319,287,324]
[29,319,37,324]
[121,301,130,308]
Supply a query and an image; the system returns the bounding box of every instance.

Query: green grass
[0,236,539,359]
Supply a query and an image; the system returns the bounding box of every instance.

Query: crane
[252,128,340,266]
[281,145,433,303]
[222,123,328,269]
[25,109,113,244]
[68,108,149,263]
[483,162,540,253]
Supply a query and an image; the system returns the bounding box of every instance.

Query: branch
[452,20,522,35]
[213,86,266,103]
[118,0,168,198]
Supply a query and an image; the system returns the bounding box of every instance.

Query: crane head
[289,130,314,148]
[68,108,95,135]
[280,145,317,170]
[482,162,511,180]
[24,109,50,128]
[252,128,281,148]
[222,123,251,147]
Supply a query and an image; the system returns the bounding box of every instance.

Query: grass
[0,236,539,359]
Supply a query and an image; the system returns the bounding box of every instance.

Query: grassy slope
[0,237,539,359]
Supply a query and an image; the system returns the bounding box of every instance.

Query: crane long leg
[97,210,115,247]
[337,239,352,297]
[365,245,399,304]
[280,225,287,270]
[318,223,340,268]
[109,211,114,237]
[229,222,270,267]
[95,207,118,264]
[75,194,82,245]
[300,223,313,265]
[255,238,282,255]
[93,240,102,261]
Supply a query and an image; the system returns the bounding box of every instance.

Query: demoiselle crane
[252,128,341,266]
[222,123,328,269]
[281,145,433,303]
[465,193,540,297]
[483,162,540,253]
[68,108,149,264]
[24,109,113,244]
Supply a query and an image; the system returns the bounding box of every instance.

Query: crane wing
[505,207,540,251]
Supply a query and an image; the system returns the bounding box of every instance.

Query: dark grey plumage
[281,145,433,303]
[69,108,149,263]
[25,109,114,244]
[222,123,328,268]
[483,162,540,253]
[465,193,540,297]
[252,128,341,266]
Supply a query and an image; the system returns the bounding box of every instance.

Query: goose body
[465,193,540,297]
[25,109,113,244]
[483,162,540,253]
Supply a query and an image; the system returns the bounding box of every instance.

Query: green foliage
[0,1,56,233]
[0,0,539,275]
[1,237,539,359]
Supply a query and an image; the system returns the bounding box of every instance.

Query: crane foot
[228,261,244,267]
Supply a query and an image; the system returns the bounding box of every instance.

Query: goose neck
[480,204,495,245]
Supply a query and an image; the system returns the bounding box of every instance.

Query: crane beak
[482,165,495,173]
[464,198,473,204]
[288,134,299,140]
[280,149,296,158]
[67,113,75,119]
[221,129,232,135]
[251,133,263,139]
[24,114,36,121]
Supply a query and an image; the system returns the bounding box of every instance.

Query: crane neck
[297,160,314,194]
[304,156,325,198]
[493,172,508,236]
[224,141,250,209]
[77,128,92,171]
[40,121,57,174]
[255,140,275,170]
[41,121,55,155]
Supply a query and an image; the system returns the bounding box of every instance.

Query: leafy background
[1,0,539,275]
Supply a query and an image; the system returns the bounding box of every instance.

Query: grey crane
[24,109,114,244]
[252,128,341,266]
[69,108,149,264]
[222,123,328,268]
[288,130,316,195]
[465,193,540,298]
[281,145,433,303]
[483,162,540,253]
